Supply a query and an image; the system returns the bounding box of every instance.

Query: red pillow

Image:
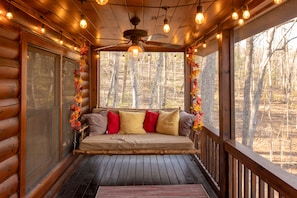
[107,111,120,134]
[143,110,159,133]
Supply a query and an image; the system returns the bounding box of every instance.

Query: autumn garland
[69,45,88,131]
[188,47,203,130]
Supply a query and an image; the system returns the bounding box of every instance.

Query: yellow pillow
[119,111,146,134]
[156,109,179,136]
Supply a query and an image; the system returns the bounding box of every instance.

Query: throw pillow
[81,112,107,136]
[107,111,120,134]
[156,109,179,136]
[179,111,195,136]
[143,110,159,132]
[119,111,146,134]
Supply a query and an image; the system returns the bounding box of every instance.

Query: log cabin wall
[0,24,21,198]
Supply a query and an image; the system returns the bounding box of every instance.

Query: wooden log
[0,136,19,163]
[80,105,90,114]
[0,117,19,142]
[0,57,20,79]
[0,156,18,184]
[81,89,89,98]
[81,97,89,107]
[81,80,89,89]
[0,26,19,41]
[0,99,20,121]
[80,72,89,81]
[0,80,20,99]
[0,174,18,198]
[0,37,19,60]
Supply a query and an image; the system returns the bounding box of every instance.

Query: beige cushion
[82,112,107,135]
[119,111,146,134]
[156,109,179,136]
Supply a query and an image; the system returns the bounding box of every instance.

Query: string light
[274,0,283,4]
[238,18,244,25]
[162,7,170,33]
[195,3,204,24]
[59,31,63,45]
[80,0,88,29]
[80,14,87,29]
[96,0,108,5]
[6,2,13,20]
[202,41,207,48]
[242,5,250,19]
[41,24,45,33]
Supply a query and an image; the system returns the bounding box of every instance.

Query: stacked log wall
[0,25,20,197]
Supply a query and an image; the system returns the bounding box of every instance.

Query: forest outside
[98,52,185,109]
[234,17,297,176]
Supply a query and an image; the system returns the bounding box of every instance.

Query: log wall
[0,25,20,197]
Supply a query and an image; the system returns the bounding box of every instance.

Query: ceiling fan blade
[94,41,130,51]
[143,33,168,41]
[144,41,183,49]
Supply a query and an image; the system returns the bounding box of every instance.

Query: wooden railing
[196,124,297,198]
[225,140,297,198]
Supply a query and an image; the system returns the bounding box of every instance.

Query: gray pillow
[179,111,195,136]
[82,112,107,135]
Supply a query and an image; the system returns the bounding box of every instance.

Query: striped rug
[96,184,209,198]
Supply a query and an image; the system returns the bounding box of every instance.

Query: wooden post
[218,29,234,198]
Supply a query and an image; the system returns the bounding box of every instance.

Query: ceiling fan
[95,16,183,54]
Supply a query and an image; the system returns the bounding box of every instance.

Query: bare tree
[242,28,276,148]
[129,58,139,108]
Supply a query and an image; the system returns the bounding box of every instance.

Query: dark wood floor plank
[176,154,196,184]
[82,156,105,197]
[150,155,162,185]
[115,155,130,185]
[126,155,137,185]
[143,155,153,185]
[169,155,188,184]
[108,155,124,186]
[99,155,117,185]
[163,155,179,184]
[134,155,144,185]
[156,155,171,185]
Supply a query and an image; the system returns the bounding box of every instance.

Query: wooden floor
[56,155,218,198]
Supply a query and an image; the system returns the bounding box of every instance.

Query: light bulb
[242,6,250,19]
[238,18,244,25]
[163,18,170,33]
[274,0,283,4]
[96,0,108,5]
[203,42,207,48]
[6,10,13,20]
[195,5,204,24]
[216,33,221,39]
[232,11,239,20]
[80,14,87,29]
[41,25,45,33]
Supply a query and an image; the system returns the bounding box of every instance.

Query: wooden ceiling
[1,0,276,51]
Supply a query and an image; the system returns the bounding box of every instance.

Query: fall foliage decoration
[188,47,203,130]
[69,44,88,131]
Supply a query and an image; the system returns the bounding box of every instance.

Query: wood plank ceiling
[2,0,276,51]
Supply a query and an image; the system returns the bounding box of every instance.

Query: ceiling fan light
[238,18,244,25]
[96,0,108,5]
[163,18,170,33]
[80,14,87,29]
[128,44,144,58]
[195,5,204,24]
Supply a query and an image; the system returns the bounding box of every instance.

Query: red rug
[96,184,209,198]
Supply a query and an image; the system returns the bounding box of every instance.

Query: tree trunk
[149,52,163,108]
[201,52,216,125]
[129,59,138,108]
[112,52,120,107]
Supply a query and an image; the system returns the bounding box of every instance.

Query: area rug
[95,184,209,198]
